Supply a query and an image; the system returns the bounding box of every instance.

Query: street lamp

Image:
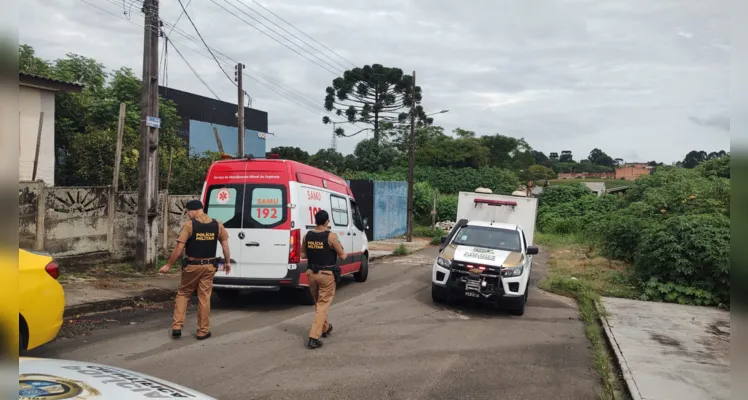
[406,101,450,242]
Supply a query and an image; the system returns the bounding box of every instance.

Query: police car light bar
[474,199,517,207]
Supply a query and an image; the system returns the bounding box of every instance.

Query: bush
[345,166,520,195]
[635,214,730,306]
[392,243,410,256]
[538,183,593,210]
[413,181,436,219]
[412,225,445,238]
[436,195,458,221]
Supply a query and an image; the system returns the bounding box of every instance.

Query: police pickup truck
[431,190,539,316]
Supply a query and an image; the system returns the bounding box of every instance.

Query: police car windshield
[452,226,522,252]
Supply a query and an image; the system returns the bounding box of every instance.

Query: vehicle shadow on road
[211,278,356,312]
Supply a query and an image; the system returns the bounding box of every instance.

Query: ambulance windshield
[452,226,522,252]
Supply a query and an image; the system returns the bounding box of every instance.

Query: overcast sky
[21,0,729,163]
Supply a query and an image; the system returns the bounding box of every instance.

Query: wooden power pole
[406,70,416,243]
[235,63,245,157]
[136,0,161,269]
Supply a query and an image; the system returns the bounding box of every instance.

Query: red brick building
[615,163,652,180]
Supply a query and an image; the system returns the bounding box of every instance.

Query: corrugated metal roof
[19,72,84,90]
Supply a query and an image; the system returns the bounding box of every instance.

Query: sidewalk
[599,297,730,400]
[63,237,433,316]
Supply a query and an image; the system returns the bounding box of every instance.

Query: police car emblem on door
[238,232,245,240]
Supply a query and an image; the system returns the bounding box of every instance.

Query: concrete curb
[595,300,642,400]
[64,288,176,318]
[64,252,418,317]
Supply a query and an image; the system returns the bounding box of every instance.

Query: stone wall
[18,181,195,259]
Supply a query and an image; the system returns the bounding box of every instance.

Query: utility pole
[236,63,245,157]
[136,0,160,269]
[406,70,416,243]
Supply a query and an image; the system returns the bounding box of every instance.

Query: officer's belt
[308,264,336,273]
[184,258,217,266]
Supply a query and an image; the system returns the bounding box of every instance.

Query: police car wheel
[353,255,369,282]
[215,289,239,303]
[431,284,448,304]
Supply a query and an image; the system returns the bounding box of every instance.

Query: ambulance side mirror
[526,246,539,255]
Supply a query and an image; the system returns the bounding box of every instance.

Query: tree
[559,150,574,163]
[588,148,615,167]
[480,134,526,169]
[549,152,559,161]
[353,138,398,172]
[322,64,431,143]
[454,128,475,138]
[308,148,347,175]
[531,150,549,164]
[267,146,310,163]
[682,150,708,169]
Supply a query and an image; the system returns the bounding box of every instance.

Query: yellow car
[18,249,65,351]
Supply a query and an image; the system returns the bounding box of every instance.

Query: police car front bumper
[432,260,526,302]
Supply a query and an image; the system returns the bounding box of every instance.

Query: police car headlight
[436,257,452,268]
[501,266,523,277]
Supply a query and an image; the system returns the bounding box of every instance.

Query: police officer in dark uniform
[301,210,346,349]
[160,200,231,340]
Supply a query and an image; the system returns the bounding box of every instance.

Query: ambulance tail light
[289,229,301,264]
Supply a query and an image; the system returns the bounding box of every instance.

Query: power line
[167,37,222,100]
[76,0,358,125]
[232,0,349,71]
[246,0,357,68]
[175,0,237,88]
[210,0,341,76]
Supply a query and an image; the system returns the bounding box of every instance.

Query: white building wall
[18,86,55,185]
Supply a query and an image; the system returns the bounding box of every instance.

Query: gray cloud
[689,114,730,131]
[20,0,729,163]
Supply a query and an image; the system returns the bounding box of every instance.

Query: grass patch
[537,233,637,400]
[547,178,631,189]
[59,257,177,284]
[391,243,410,256]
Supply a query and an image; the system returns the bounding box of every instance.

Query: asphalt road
[28,247,601,400]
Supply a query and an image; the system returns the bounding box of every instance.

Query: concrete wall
[18,86,55,185]
[372,181,407,240]
[616,166,651,180]
[19,181,195,259]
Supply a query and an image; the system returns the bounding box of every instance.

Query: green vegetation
[548,179,631,189]
[392,243,410,256]
[538,161,731,308]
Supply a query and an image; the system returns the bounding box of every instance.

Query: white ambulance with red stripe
[200,154,370,305]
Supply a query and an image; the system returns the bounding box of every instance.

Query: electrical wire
[231,0,349,71]
[175,0,237,88]
[210,0,341,76]
[167,37,222,100]
[246,0,357,69]
[77,0,356,124]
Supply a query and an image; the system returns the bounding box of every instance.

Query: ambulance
[200,155,370,305]
[431,190,539,315]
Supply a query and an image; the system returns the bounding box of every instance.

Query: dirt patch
[707,320,730,339]
[650,333,684,349]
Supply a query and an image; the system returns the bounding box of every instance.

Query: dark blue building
[158,86,268,157]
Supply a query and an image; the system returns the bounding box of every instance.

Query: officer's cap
[185,200,204,211]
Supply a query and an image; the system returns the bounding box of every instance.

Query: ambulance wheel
[215,289,239,303]
[432,284,448,304]
[298,287,316,306]
[354,255,369,282]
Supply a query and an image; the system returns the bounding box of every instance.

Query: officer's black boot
[172,329,181,339]
[307,337,323,349]
[321,324,333,338]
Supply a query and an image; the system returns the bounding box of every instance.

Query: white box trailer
[455,191,539,245]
